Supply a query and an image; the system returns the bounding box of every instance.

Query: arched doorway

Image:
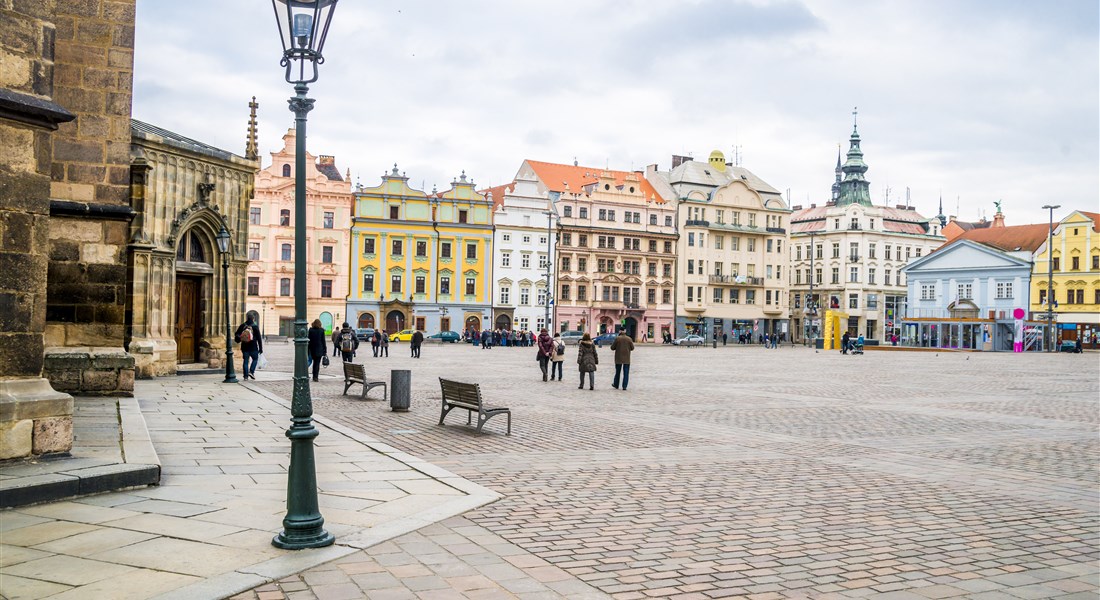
[598,316,614,334]
[319,311,333,334]
[624,317,638,339]
[495,315,511,331]
[358,313,375,329]
[174,229,214,364]
[465,315,481,333]
[385,310,405,333]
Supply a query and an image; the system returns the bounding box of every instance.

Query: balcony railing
[848,223,862,230]
[708,275,764,286]
[849,255,860,262]
[684,219,710,227]
[766,226,786,234]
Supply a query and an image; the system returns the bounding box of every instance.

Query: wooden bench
[438,378,511,435]
[342,362,387,401]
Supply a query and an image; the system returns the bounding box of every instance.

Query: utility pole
[1042,204,1060,352]
[806,230,816,346]
[544,209,554,331]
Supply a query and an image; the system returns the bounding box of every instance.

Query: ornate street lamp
[217,226,238,384]
[270,0,338,550]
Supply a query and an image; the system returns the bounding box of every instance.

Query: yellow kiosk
[822,310,849,350]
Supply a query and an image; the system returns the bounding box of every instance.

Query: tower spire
[836,110,871,207]
[245,96,259,161]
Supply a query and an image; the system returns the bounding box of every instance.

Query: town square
[1,0,1098,599]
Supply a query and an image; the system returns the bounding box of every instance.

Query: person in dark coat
[371,329,381,357]
[337,322,358,362]
[841,331,850,354]
[536,328,554,382]
[610,330,635,390]
[234,314,263,379]
[308,319,327,381]
[411,330,424,358]
[576,333,598,390]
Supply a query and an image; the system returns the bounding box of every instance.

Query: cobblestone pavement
[244,343,1099,599]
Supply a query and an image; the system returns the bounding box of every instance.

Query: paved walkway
[250,343,1098,599]
[0,375,497,600]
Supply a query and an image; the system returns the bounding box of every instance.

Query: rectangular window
[731,237,740,251]
[247,277,259,295]
[578,234,588,247]
[392,239,402,256]
[868,244,876,259]
[663,289,671,303]
[664,241,672,253]
[441,242,451,258]
[561,256,571,271]
[747,238,755,252]
[440,277,450,295]
[848,293,858,309]
[766,290,772,305]
[562,233,571,246]
[648,263,657,277]
[649,240,657,253]
[579,207,588,219]
[921,283,935,300]
[598,209,607,221]
[1093,255,1099,269]
[748,213,756,227]
[363,273,374,292]
[249,207,261,225]
[576,257,586,271]
[416,241,427,257]
[996,281,1013,299]
[502,253,511,267]
[391,275,401,293]
[650,214,658,225]
[767,239,773,253]
[563,206,572,217]
[687,232,694,247]
[1072,256,1080,270]
[321,279,332,298]
[280,209,290,226]
[713,288,723,303]
[665,215,672,226]
[539,255,548,269]
[687,287,693,302]
[522,287,532,304]
[281,243,292,261]
[522,254,531,268]
[849,267,859,283]
[248,242,260,261]
[465,278,475,295]
[885,246,893,260]
[885,269,892,285]
[1039,289,1048,305]
[607,210,615,221]
[389,206,399,219]
[415,276,425,294]
[745,290,755,304]
[868,268,876,285]
[832,243,840,259]
[500,286,510,304]
[687,259,694,275]
[537,288,546,306]
[458,210,468,223]
[323,211,334,229]
[915,248,922,257]
[560,285,570,301]
[867,294,878,309]
[663,263,671,277]
[957,283,972,300]
[280,278,291,296]
[364,238,375,254]
[578,285,587,301]
[466,243,477,259]
[648,288,656,304]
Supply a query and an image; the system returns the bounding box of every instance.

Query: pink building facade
[247,129,352,336]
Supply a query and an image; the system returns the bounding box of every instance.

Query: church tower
[836,108,872,207]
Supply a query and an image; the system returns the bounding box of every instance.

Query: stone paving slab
[0,377,498,600]
[248,343,1099,599]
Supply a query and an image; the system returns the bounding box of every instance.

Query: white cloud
[134,0,1098,224]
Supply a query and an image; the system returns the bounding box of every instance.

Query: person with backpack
[234,314,263,379]
[338,322,358,362]
[549,332,565,381]
[611,329,635,390]
[378,329,389,357]
[371,329,381,357]
[411,330,424,358]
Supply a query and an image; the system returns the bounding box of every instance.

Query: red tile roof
[956,223,1049,252]
[479,183,514,209]
[525,160,666,203]
[1079,211,1100,232]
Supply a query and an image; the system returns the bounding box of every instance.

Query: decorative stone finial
[245,96,259,161]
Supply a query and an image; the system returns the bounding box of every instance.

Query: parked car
[428,330,460,343]
[559,331,584,345]
[672,334,704,346]
[593,333,618,347]
[1059,340,1082,353]
[388,329,417,342]
[355,328,375,341]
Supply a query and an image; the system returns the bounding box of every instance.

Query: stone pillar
[1,2,77,459]
[41,0,137,395]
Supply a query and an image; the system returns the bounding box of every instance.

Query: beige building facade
[663,152,792,340]
[248,129,352,337]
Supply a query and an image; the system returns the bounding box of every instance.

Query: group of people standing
[467,328,539,349]
[535,329,634,390]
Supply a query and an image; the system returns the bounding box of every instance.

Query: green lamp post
[270,0,338,550]
[217,226,237,384]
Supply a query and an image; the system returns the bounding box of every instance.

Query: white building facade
[488,172,556,333]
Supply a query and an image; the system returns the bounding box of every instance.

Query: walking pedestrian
[611,329,634,390]
[234,314,263,379]
[577,333,598,390]
[549,332,565,381]
[536,328,554,382]
[331,328,341,356]
[308,319,327,382]
[338,322,358,362]
[371,329,381,357]
[722,331,728,345]
[379,330,389,357]
[841,331,850,354]
[411,330,423,358]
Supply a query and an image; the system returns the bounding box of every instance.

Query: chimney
[792,204,803,211]
[671,155,692,169]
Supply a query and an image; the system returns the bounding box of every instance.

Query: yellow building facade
[348,167,493,336]
[1030,210,1100,348]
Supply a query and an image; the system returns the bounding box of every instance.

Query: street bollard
[390,369,411,412]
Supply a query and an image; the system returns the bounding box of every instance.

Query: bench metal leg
[343,380,353,395]
[439,403,454,426]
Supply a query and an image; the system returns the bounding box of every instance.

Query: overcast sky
[134,0,1098,226]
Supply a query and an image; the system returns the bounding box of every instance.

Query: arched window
[175,231,206,263]
[282,164,291,177]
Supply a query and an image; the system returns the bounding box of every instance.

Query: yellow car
[389,329,417,342]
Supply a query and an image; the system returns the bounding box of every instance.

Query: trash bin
[390,369,411,412]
